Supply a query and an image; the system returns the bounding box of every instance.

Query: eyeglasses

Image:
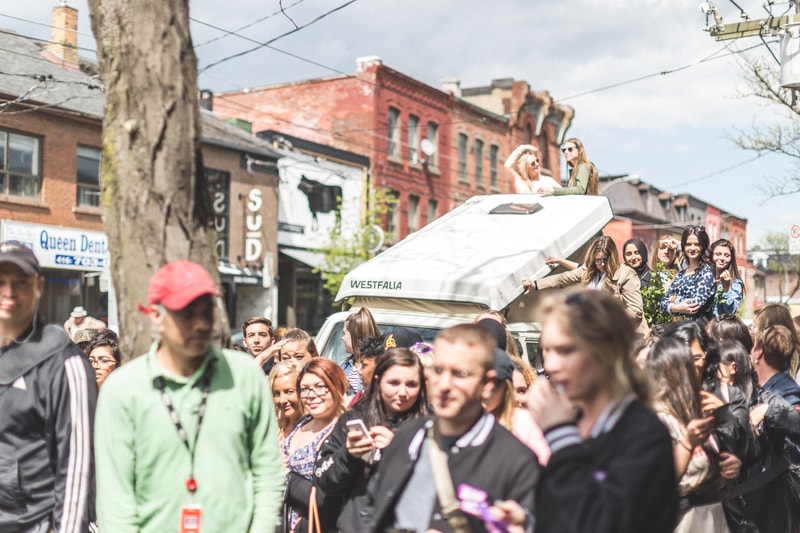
[299,384,330,397]
[88,357,116,367]
[594,258,608,265]
[561,147,576,154]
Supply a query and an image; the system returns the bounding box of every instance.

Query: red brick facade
[213,58,574,241]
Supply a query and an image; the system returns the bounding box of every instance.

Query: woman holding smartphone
[282,359,348,533]
[314,348,429,532]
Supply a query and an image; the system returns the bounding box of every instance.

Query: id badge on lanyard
[179,504,202,533]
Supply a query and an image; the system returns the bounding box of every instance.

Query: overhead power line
[198,0,359,74]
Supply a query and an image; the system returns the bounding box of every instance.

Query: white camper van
[315,194,614,369]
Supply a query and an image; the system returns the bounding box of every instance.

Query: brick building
[0,4,283,329]
[212,58,575,242]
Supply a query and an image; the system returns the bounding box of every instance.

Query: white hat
[70,306,88,318]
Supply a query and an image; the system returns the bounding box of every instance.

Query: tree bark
[88,0,225,359]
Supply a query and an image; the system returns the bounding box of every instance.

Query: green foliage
[642,262,674,326]
[314,188,397,301]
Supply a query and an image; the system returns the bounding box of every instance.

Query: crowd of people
[1,211,799,533]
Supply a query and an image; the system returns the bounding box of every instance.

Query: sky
[2,0,799,249]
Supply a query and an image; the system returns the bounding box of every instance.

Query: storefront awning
[280,248,326,269]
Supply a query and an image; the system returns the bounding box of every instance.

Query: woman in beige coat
[523,235,649,336]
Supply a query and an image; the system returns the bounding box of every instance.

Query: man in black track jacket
[0,241,96,533]
[364,324,538,533]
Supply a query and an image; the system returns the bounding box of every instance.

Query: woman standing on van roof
[504,144,562,194]
[522,235,648,336]
[536,137,599,196]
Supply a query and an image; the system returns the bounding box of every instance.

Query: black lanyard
[154,362,213,495]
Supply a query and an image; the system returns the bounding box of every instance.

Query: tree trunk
[87,0,226,359]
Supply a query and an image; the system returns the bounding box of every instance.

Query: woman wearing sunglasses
[523,235,648,336]
[537,137,598,195]
[504,144,561,194]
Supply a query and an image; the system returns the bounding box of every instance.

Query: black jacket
[536,400,678,533]
[364,413,539,533]
[0,323,96,533]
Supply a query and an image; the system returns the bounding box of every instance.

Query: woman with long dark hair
[622,238,652,289]
[660,225,717,322]
[710,239,745,317]
[314,348,429,532]
[647,337,735,532]
[523,235,648,335]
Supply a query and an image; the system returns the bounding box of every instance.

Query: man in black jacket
[0,241,96,533]
[364,323,538,533]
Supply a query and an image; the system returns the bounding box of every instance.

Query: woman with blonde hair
[523,235,648,335]
[268,361,303,441]
[504,144,561,194]
[523,289,677,532]
[538,137,598,195]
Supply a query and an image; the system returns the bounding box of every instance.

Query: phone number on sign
[54,255,107,268]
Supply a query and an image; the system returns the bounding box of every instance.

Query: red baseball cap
[146,261,220,311]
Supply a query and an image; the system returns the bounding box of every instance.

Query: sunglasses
[561,147,576,154]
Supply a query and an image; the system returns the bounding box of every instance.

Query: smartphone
[345,419,374,443]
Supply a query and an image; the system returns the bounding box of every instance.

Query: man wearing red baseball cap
[95,260,284,532]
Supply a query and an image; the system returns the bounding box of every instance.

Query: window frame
[0,129,41,199]
[474,139,484,187]
[76,145,101,207]
[408,194,420,233]
[426,122,439,167]
[388,107,401,158]
[408,114,420,163]
[458,133,468,182]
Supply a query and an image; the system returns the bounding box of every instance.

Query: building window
[408,195,420,232]
[408,114,420,163]
[489,145,498,189]
[0,130,40,198]
[458,133,468,182]
[76,146,101,207]
[426,122,438,166]
[386,189,400,238]
[388,107,400,157]
[427,199,438,223]
[474,140,484,187]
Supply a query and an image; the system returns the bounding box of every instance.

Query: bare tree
[88,0,224,359]
[732,53,800,197]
